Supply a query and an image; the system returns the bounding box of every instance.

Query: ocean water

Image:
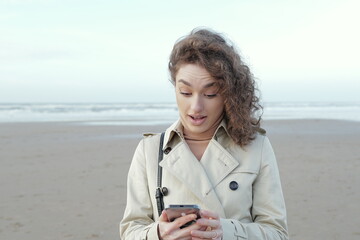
[0,102,359,125]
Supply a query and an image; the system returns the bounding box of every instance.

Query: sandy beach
[0,119,359,240]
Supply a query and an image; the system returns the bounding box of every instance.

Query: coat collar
[162,119,231,150]
[160,119,238,218]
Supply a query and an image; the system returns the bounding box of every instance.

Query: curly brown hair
[168,28,263,146]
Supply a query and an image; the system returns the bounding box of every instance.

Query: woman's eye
[205,94,217,98]
[180,91,192,96]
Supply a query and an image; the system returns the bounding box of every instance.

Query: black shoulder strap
[155,132,165,217]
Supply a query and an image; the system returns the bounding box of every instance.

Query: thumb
[158,210,169,222]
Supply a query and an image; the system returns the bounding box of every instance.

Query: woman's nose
[190,95,204,113]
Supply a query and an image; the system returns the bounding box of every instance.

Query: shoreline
[1,101,360,124]
[0,117,360,125]
[1,119,359,240]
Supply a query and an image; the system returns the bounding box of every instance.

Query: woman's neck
[183,115,223,141]
[183,116,223,160]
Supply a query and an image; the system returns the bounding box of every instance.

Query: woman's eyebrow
[203,82,216,88]
[178,79,191,86]
[178,79,217,88]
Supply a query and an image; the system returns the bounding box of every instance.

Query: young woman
[120,28,289,240]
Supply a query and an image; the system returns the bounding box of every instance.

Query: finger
[199,209,219,219]
[191,229,221,239]
[166,220,202,240]
[159,213,198,237]
[196,217,221,229]
[158,210,169,222]
[177,236,193,240]
[172,214,198,229]
[183,220,203,231]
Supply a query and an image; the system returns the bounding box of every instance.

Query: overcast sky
[1,0,359,103]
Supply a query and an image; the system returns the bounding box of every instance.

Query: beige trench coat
[120,120,288,240]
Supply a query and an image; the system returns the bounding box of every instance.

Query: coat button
[161,187,169,196]
[229,181,238,191]
[164,147,172,154]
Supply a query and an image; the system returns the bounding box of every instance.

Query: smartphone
[165,204,201,228]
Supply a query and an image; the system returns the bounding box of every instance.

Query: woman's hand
[190,209,223,240]
[157,210,202,240]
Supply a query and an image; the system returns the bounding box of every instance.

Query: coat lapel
[200,139,239,189]
[160,139,239,218]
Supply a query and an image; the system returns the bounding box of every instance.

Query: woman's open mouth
[188,115,207,125]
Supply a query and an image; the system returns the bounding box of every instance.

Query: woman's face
[175,64,224,135]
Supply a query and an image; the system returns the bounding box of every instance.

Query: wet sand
[0,120,359,240]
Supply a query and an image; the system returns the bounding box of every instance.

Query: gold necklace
[184,137,212,141]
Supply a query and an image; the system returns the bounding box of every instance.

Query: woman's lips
[188,115,206,125]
